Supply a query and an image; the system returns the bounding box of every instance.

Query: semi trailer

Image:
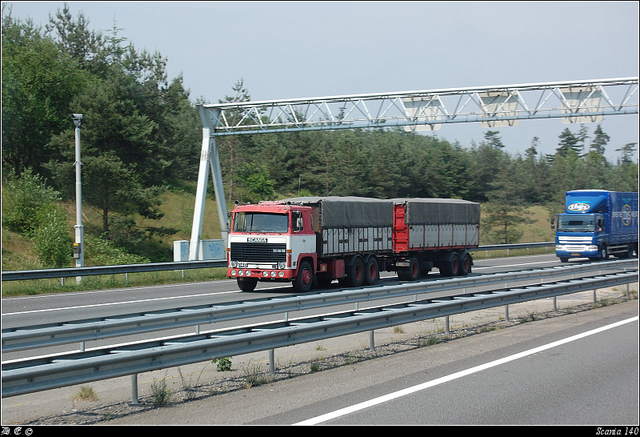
[554,190,638,262]
[227,196,480,292]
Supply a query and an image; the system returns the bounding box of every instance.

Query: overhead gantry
[189,77,639,260]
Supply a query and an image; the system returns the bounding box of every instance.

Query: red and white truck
[227,196,480,292]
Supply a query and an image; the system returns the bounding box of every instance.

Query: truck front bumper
[228,268,295,280]
[555,244,599,258]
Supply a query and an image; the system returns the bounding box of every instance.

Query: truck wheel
[364,257,379,285]
[599,245,608,261]
[237,278,258,292]
[406,257,421,281]
[293,261,313,293]
[441,252,459,277]
[346,256,365,287]
[458,252,472,276]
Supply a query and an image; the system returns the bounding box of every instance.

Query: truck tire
[441,252,459,277]
[293,261,313,293]
[458,252,472,276]
[346,256,365,287]
[599,245,608,261]
[364,257,379,285]
[237,278,258,292]
[406,257,421,281]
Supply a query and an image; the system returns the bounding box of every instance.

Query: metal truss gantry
[189,77,639,260]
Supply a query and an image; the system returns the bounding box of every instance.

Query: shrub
[2,169,62,236]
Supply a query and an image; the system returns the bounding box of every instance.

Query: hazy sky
[4,1,639,162]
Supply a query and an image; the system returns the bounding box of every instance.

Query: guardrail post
[505,305,510,322]
[269,349,275,374]
[553,296,558,313]
[369,330,375,351]
[445,316,450,335]
[131,374,139,405]
[593,289,597,304]
[627,283,630,300]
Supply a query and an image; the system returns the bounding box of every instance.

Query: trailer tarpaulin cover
[393,198,480,225]
[281,197,393,227]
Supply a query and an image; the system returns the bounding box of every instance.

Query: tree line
[3,4,638,261]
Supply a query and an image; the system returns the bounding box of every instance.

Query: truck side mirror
[292,211,303,232]
[550,218,555,230]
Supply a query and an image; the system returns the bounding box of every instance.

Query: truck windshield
[557,215,597,232]
[233,212,288,233]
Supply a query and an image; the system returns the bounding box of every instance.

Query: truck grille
[230,242,287,263]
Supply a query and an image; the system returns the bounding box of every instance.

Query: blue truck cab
[555,190,638,262]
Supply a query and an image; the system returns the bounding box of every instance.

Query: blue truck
[554,190,638,262]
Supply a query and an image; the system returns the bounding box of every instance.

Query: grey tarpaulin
[279,196,479,228]
[280,197,393,228]
[392,198,480,225]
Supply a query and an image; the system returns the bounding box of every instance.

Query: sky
[3,1,639,163]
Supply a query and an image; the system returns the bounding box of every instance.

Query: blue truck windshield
[557,215,597,232]
[233,212,289,233]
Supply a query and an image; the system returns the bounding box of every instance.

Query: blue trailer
[555,190,638,262]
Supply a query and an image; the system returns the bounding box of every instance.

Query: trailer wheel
[441,252,459,277]
[406,257,421,281]
[293,261,313,293]
[237,278,258,292]
[346,256,365,287]
[458,252,472,276]
[364,257,379,285]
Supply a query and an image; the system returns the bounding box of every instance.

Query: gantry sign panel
[188,78,638,260]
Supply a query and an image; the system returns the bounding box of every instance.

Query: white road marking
[294,316,639,425]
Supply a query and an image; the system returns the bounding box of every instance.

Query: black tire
[237,277,258,292]
[397,269,408,281]
[599,245,608,261]
[293,261,313,293]
[364,257,379,285]
[458,252,472,276]
[441,252,459,277]
[346,256,365,287]
[406,257,421,281]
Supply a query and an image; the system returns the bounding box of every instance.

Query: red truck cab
[227,202,317,292]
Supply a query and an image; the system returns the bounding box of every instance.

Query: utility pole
[71,114,84,282]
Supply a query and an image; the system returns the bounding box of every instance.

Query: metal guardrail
[1,242,554,282]
[2,259,635,353]
[2,261,637,398]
